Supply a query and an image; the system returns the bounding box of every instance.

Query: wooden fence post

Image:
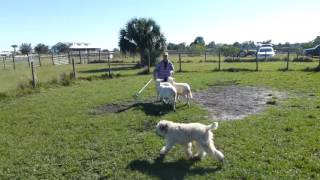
[87,51,90,63]
[287,50,290,70]
[38,53,42,66]
[51,53,54,65]
[98,50,101,62]
[72,58,76,78]
[3,57,5,69]
[27,53,30,68]
[108,53,111,77]
[31,61,36,88]
[179,53,182,72]
[256,52,259,71]
[79,50,82,64]
[12,53,16,70]
[218,50,221,71]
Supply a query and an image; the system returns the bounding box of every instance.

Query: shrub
[59,72,75,86]
[292,56,313,62]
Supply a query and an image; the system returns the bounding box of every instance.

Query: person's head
[163,52,169,61]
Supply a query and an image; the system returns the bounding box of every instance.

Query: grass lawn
[0,59,319,179]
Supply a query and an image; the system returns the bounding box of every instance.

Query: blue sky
[0,0,319,51]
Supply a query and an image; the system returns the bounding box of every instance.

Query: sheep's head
[168,77,175,85]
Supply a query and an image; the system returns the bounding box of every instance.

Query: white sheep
[155,79,177,110]
[168,77,193,106]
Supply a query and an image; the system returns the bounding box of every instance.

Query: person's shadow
[127,156,222,180]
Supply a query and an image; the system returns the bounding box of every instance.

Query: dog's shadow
[117,102,175,116]
[127,157,221,180]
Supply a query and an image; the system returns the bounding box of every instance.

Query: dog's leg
[202,142,224,163]
[160,141,174,156]
[194,142,206,160]
[184,142,193,159]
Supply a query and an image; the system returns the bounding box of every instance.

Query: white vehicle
[257,46,275,59]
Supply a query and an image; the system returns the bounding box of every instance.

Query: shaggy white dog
[155,120,224,163]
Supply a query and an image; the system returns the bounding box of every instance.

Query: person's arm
[154,63,160,79]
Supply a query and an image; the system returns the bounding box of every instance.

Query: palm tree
[119,18,166,71]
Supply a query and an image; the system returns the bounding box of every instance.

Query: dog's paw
[190,155,202,161]
[155,154,165,163]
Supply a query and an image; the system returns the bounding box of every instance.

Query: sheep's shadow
[127,157,221,180]
[116,101,174,116]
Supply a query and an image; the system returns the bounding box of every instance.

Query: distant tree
[119,18,166,66]
[51,42,69,53]
[189,36,205,54]
[34,43,49,54]
[301,42,313,49]
[167,43,179,50]
[312,36,320,46]
[206,41,216,49]
[177,43,187,51]
[19,43,32,55]
[102,49,109,52]
[233,42,241,48]
[192,36,205,46]
[220,44,240,58]
[241,41,256,50]
[113,48,120,52]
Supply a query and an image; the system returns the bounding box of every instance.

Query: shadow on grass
[212,68,257,72]
[127,157,221,180]
[302,66,320,72]
[117,102,173,116]
[78,66,139,73]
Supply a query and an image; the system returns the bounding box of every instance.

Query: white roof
[68,42,100,49]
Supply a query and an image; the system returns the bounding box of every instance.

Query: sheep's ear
[160,124,168,133]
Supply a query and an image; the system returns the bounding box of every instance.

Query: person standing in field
[154,52,174,81]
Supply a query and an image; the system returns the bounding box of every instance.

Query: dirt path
[193,85,286,121]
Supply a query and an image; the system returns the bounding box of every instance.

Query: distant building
[0,51,11,57]
[68,42,101,54]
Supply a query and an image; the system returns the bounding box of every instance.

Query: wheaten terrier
[155,120,224,163]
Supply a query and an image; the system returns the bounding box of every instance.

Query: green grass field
[0,57,319,179]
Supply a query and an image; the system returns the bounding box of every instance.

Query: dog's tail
[206,122,218,131]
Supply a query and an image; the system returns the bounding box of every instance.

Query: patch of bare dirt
[193,85,287,121]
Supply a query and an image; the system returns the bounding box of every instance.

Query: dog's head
[155,120,170,137]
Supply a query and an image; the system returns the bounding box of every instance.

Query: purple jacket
[155,60,174,80]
